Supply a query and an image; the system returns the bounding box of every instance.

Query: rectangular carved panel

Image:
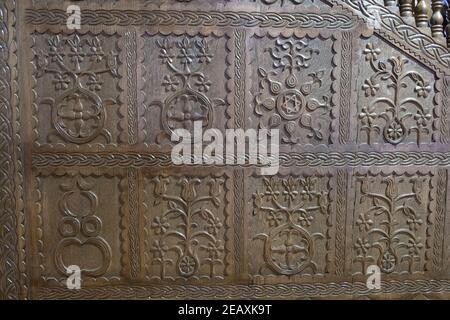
[248,32,337,147]
[356,36,436,147]
[143,32,231,149]
[142,168,233,282]
[348,167,449,287]
[246,169,335,283]
[32,32,121,147]
[33,169,126,285]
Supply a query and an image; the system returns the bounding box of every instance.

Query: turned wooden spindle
[415,0,430,29]
[399,0,414,18]
[384,0,397,6]
[431,0,445,39]
[399,0,415,24]
[446,5,450,47]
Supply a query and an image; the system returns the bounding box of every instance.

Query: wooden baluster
[399,0,415,24]
[384,0,397,6]
[446,3,450,47]
[431,0,445,39]
[415,0,430,29]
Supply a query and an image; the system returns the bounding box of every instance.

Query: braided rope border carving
[31,152,450,167]
[24,9,357,29]
[36,279,450,299]
[0,0,19,300]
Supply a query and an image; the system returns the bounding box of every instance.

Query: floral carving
[254,38,332,144]
[359,43,433,145]
[34,34,118,144]
[149,37,225,143]
[353,173,432,274]
[148,176,227,280]
[252,175,330,276]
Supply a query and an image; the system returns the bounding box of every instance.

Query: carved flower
[87,37,105,62]
[359,106,378,126]
[356,213,373,232]
[355,238,371,256]
[381,250,396,272]
[67,34,86,66]
[206,216,223,236]
[362,79,380,97]
[363,43,381,61]
[48,35,65,63]
[267,211,283,227]
[179,256,197,275]
[162,75,180,92]
[415,82,431,98]
[152,177,169,204]
[282,177,298,202]
[53,73,70,90]
[407,238,424,256]
[151,216,170,235]
[300,177,316,201]
[167,92,214,132]
[263,177,280,201]
[201,240,224,260]
[157,39,175,64]
[208,179,223,207]
[150,240,169,257]
[195,39,213,64]
[384,177,398,200]
[386,121,404,141]
[407,217,423,231]
[208,179,223,199]
[414,109,432,127]
[178,38,195,68]
[179,178,200,202]
[298,211,314,227]
[196,76,212,92]
[86,74,104,91]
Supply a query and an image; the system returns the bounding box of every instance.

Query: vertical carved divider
[124,27,142,279]
[433,168,447,273]
[335,169,348,276]
[0,0,19,300]
[437,76,450,144]
[339,31,353,145]
[126,30,139,145]
[127,168,141,279]
[233,29,246,279]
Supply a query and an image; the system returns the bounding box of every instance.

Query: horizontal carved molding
[37,279,450,299]
[32,152,450,167]
[24,9,357,29]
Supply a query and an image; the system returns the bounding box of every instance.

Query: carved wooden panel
[3,0,450,300]
[34,169,125,285]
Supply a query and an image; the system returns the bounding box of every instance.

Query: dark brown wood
[2,0,450,300]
